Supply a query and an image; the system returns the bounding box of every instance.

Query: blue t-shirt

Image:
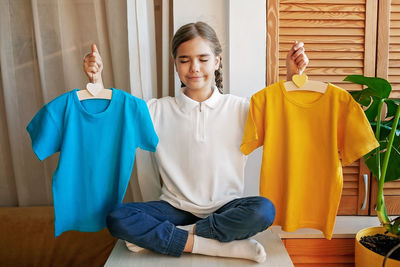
[27,88,158,236]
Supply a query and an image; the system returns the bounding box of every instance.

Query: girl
[83,22,308,263]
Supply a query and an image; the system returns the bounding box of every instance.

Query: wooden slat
[343,172,359,180]
[390,59,400,67]
[390,28,400,36]
[342,188,358,195]
[279,67,363,75]
[383,180,400,188]
[343,166,360,174]
[280,0,365,3]
[346,160,361,167]
[280,36,364,44]
[267,0,279,84]
[280,4,365,12]
[277,78,363,90]
[391,11,400,19]
[278,75,362,83]
[385,189,400,195]
[280,20,364,28]
[391,90,400,97]
[332,83,363,90]
[390,20,400,28]
[343,181,359,189]
[393,6,400,12]
[388,75,400,81]
[389,51,400,58]
[280,27,364,36]
[280,11,365,20]
[279,59,363,67]
[389,36,400,43]
[389,43,400,51]
[279,45,364,52]
[388,67,400,75]
[279,51,364,59]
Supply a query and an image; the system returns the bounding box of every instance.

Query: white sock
[125,241,146,252]
[177,223,195,234]
[191,236,266,263]
[124,224,195,253]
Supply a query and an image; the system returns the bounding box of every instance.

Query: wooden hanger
[77,73,112,100]
[284,73,327,93]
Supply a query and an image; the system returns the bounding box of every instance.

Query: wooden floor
[105,229,293,267]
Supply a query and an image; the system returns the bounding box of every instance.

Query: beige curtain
[0,0,158,206]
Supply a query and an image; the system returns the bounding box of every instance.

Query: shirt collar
[176,86,222,113]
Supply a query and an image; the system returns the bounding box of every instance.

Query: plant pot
[355,226,400,267]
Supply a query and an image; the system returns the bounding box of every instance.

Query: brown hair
[171,22,223,93]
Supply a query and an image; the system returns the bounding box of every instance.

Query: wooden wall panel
[267,0,378,216]
[283,238,355,265]
[338,159,371,215]
[370,179,400,215]
[388,0,400,98]
[271,0,377,90]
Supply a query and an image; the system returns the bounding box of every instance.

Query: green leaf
[350,90,372,106]
[387,99,400,119]
[344,75,391,99]
[364,135,400,182]
[364,96,382,123]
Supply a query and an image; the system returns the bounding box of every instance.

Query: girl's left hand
[286,41,309,80]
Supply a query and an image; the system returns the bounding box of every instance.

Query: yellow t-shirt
[240,81,379,239]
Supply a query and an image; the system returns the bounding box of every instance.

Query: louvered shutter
[267,0,378,215]
[371,0,400,215]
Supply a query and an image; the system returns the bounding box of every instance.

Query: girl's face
[175,36,220,93]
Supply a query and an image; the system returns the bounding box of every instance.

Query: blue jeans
[106,196,275,257]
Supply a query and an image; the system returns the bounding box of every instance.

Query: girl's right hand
[83,44,103,84]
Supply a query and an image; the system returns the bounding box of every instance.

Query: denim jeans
[106,196,275,257]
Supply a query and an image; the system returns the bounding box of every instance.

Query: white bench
[105,229,293,267]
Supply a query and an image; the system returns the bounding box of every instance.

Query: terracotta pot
[355,226,400,267]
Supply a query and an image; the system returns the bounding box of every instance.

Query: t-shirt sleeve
[339,97,379,166]
[137,100,159,152]
[26,106,62,161]
[240,91,266,155]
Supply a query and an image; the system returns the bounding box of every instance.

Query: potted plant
[344,75,400,266]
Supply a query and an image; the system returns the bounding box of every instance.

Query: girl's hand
[83,44,104,85]
[286,41,309,81]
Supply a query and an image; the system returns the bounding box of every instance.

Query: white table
[105,229,293,267]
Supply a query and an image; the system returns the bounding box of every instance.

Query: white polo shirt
[143,87,249,217]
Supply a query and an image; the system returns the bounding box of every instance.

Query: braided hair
[172,22,223,93]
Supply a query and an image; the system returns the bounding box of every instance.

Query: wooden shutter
[266,0,378,215]
[378,0,400,98]
[267,0,377,88]
[370,0,400,215]
[338,159,371,215]
[370,179,400,215]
